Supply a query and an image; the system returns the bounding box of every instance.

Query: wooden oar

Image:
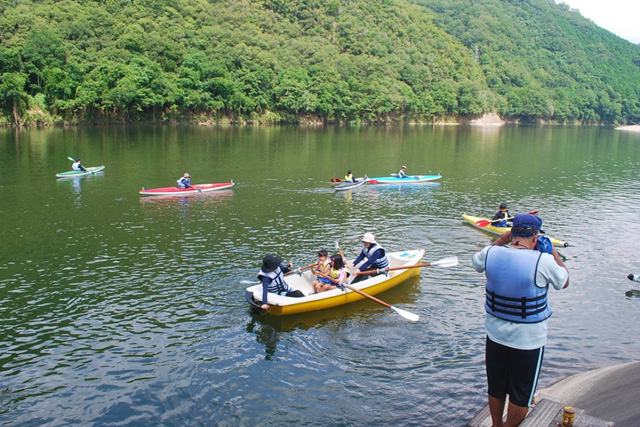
[284,262,316,276]
[354,256,459,276]
[476,210,539,227]
[345,284,419,322]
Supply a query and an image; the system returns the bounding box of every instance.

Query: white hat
[362,232,376,244]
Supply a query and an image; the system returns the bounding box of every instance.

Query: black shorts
[485,336,544,407]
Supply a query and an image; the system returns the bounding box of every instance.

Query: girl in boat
[315,253,348,293]
[344,170,355,183]
[311,249,332,293]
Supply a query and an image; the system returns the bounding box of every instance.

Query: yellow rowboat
[245,249,425,316]
[462,214,569,247]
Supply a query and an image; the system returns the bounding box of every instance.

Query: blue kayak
[368,174,442,184]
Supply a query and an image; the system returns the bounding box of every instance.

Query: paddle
[354,256,459,276]
[67,156,94,175]
[345,284,420,322]
[191,185,202,193]
[331,178,341,183]
[476,210,539,227]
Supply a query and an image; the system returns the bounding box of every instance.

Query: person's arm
[492,230,512,246]
[550,247,569,288]
[351,251,365,267]
[472,246,490,273]
[261,276,270,309]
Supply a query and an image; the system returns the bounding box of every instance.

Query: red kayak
[139,182,235,196]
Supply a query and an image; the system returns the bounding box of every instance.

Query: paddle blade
[67,156,75,162]
[476,220,492,227]
[241,280,259,285]
[331,178,341,183]
[391,306,420,322]
[368,180,379,184]
[430,256,459,268]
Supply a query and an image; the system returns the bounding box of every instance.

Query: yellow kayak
[462,214,568,247]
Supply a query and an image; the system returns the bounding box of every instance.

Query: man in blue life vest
[472,214,569,427]
[349,232,390,284]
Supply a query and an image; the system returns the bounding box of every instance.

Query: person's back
[344,171,354,182]
[72,158,87,172]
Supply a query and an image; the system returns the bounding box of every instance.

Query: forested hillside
[0,0,639,126]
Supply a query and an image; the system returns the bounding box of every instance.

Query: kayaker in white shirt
[71,158,88,172]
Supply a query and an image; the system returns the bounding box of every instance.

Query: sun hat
[511,214,544,237]
[184,173,190,178]
[362,232,377,244]
[261,254,282,272]
[401,165,407,169]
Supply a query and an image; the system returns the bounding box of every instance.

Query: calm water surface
[1,125,639,425]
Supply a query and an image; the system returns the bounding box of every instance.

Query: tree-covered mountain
[0,0,638,126]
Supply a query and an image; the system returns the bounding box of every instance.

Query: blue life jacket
[258,267,290,295]
[484,246,552,323]
[363,244,390,270]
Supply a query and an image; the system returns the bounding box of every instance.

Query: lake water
[1,125,639,425]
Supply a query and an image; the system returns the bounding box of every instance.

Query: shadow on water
[245,276,422,359]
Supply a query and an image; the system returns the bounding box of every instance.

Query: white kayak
[56,166,105,178]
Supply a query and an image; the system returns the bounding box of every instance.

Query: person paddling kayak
[71,158,89,172]
[492,203,511,227]
[177,173,192,189]
[398,165,408,178]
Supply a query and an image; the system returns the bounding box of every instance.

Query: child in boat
[177,173,192,188]
[344,170,355,182]
[492,203,510,227]
[316,253,348,292]
[311,249,332,293]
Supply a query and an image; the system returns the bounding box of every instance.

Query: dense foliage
[0,0,639,125]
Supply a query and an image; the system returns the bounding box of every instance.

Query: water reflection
[139,190,234,207]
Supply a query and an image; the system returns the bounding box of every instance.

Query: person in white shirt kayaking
[71,158,88,172]
[398,165,408,178]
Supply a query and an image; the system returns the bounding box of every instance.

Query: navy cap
[261,255,282,272]
[511,214,544,237]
